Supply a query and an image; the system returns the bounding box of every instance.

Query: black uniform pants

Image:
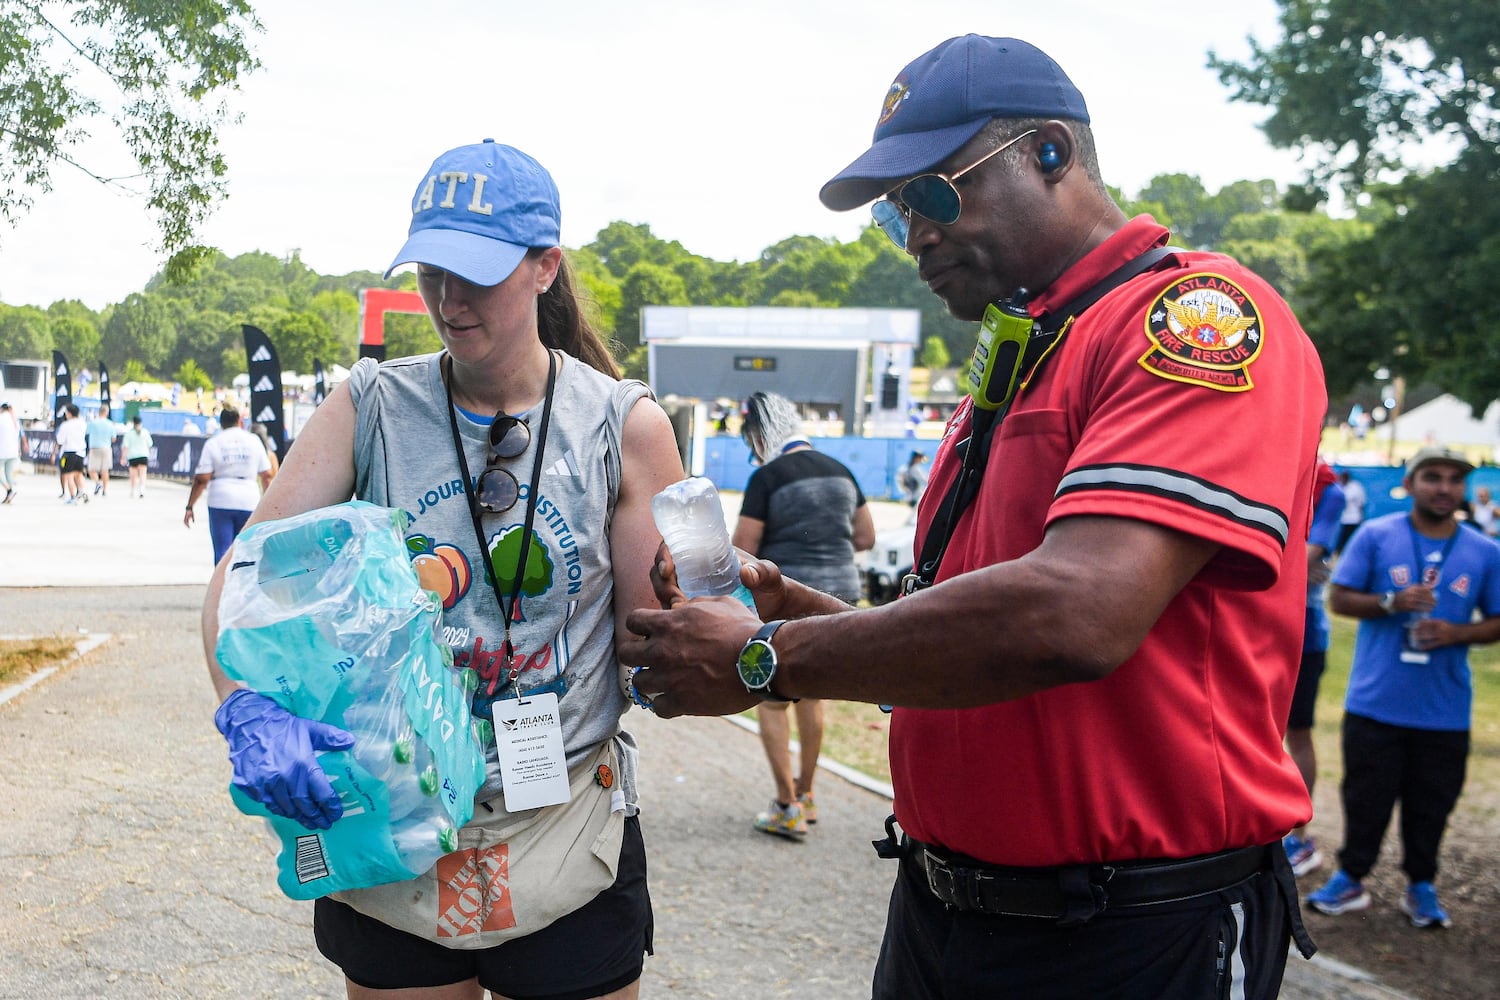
[1337,712,1469,884]
[872,844,1305,999]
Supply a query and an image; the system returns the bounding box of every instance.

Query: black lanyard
[906,246,1177,594]
[443,350,557,692]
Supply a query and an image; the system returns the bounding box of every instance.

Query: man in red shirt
[625,34,1322,999]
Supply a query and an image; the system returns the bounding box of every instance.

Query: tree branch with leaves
[0,1,262,281]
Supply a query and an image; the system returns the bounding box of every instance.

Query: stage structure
[644,306,921,473]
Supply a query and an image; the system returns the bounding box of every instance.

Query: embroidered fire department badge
[1140,273,1264,391]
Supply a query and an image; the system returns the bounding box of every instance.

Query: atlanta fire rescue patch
[1139,272,1264,391]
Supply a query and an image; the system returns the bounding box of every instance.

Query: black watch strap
[743,620,796,703]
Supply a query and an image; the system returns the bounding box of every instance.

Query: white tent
[1392,394,1500,448]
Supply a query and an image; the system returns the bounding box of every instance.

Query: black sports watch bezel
[737,619,791,702]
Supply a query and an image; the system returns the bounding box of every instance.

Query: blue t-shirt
[1333,511,1500,729]
[86,417,118,450]
[1304,479,1345,652]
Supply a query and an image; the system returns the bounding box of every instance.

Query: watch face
[737,639,776,690]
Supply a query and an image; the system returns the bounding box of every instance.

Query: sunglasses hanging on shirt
[475,416,531,513]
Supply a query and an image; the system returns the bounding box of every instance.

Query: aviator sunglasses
[871,129,1037,249]
[475,415,531,514]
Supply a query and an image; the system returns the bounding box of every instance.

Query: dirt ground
[1296,760,1499,999]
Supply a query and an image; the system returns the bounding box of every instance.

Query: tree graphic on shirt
[486,525,554,623]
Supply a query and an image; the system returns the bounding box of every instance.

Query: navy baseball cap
[386,139,561,287]
[820,35,1090,211]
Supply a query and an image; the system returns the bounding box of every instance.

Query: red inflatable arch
[357,288,428,361]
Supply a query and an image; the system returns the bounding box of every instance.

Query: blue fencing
[25,430,209,483]
[1339,464,1500,521]
[699,441,1500,517]
[27,420,1495,517]
[700,435,926,500]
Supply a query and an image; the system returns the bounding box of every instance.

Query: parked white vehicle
[861,523,916,605]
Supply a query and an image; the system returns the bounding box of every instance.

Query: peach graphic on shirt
[407,534,472,609]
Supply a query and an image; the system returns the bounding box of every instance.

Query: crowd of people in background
[5,397,281,564]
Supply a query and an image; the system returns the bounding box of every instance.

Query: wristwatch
[737,619,793,702]
[1378,590,1398,615]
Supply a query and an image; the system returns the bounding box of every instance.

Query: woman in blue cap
[202,139,683,999]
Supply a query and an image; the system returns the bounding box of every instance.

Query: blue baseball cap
[386,139,561,286]
[820,35,1090,211]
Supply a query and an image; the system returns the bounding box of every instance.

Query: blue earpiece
[1040,143,1061,173]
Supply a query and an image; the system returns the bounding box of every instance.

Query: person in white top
[184,407,272,564]
[1336,470,1368,555]
[0,401,22,504]
[54,403,89,504]
[1469,485,1499,537]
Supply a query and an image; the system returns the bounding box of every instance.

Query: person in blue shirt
[1282,461,1344,879]
[85,405,120,497]
[1310,447,1500,928]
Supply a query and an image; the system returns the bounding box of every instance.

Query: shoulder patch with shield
[1138,272,1264,391]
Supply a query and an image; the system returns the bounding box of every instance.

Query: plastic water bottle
[652,478,754,604]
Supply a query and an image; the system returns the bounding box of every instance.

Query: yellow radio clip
[966,291,1033,412]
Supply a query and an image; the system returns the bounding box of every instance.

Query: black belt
[917,839,1271,922]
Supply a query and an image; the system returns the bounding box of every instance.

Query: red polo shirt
[893,215,1322,866]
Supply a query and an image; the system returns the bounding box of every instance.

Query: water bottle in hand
[652,478,755,605]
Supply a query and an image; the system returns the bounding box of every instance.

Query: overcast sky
[0,0,1301,311]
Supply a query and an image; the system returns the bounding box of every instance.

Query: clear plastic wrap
[214,500,485,899]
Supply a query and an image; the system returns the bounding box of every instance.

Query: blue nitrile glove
[214,688,355,830]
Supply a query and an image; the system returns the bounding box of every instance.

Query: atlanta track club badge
[1139,273,1264,391]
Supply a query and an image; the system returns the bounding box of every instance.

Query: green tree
[308,289,358,367]
[44,300,101,362]
[919,335,950,369]
[171,307,235,382]
[846,226,975,365]
[1216,209,1367,301]
[1210,0,1498,199]
[589,221,665,278]
[1298,152,1500,405]
[384,312,441,360]
[767,289,822,308]
[1132,173,1209,245]
[173,358,212,391]
[101,291,175,372]
[0,303,51,357]
[616,262,688,348]
[755,234,873,306]
[47,314,100,364]
[269,309,339,375]
[1211,0,1500,408]
[569,246,623,336]
[0,2,263,278]
[1131,174,1279,250]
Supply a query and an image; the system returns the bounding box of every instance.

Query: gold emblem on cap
[879,81,910,125]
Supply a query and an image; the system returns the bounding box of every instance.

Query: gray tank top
[349,351,651,807]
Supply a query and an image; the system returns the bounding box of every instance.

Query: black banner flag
[51,350,72,428]
[98,361,112,416]
[313,358,326,405]
[242,324,287,461]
